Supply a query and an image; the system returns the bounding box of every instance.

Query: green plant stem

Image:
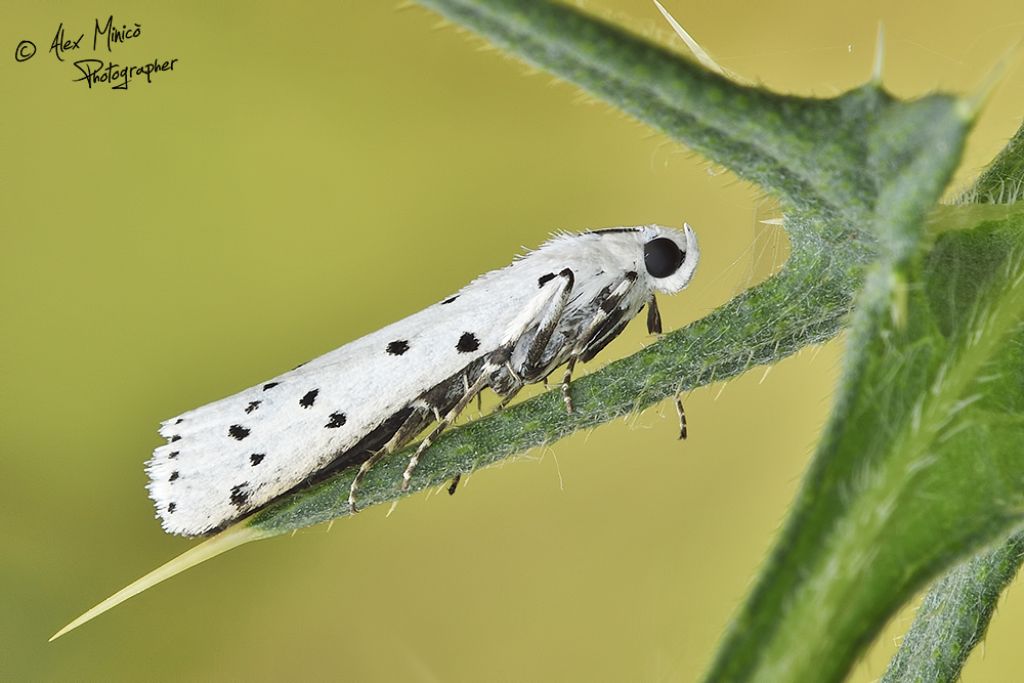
[882,118,1024,683]
[417,0,881,221]
[961,120,1024,204]
[882,530,1024,683]
[701,96,975,683]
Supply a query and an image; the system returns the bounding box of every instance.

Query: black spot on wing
[250,453,265,466]
[229,425,250,440]
[175,418,184,425]
[169,435,181,443]
[538,273,556,288]
[326,412,347,428]
[230,483,250,509]
[263,382,279,391]
[169,471,179,482]
[305,407,420,482]
[168,451,179,459]
[167,502,176,514]
[387,340,410,356]
[456,332,480,353]
[299,389,319,408]
[441,295,458,305]
[245,400,261,414]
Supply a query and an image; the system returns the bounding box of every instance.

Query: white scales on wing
[147,224,699,536]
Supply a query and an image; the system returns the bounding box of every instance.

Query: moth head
[642,223,699,294]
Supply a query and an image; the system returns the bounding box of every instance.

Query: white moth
[147,223,700,536]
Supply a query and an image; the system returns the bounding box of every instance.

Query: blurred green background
[3,1,1024,680]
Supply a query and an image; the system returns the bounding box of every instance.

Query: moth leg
[401,372,492,492]
[647,295,663,335]
[500,380,526,408]
[519,269,574,380]
[561,357,577,414]
[675,393,688,440]
[448,376,526,495]
[348,449,389,514]
[348,406,428,513]
[561,272,639,415]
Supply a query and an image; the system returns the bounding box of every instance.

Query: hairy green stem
[960,119,1024,204]
[882,117,1024,683]
[417,0,881,220]
[701,95,974,683]
[883,530,1024,683]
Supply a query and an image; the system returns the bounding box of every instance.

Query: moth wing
[147,263,573,536]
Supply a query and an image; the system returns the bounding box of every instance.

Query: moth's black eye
[644,238,685,278]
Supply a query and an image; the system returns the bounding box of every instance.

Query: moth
[147,224,699,536]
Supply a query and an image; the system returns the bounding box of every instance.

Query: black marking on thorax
[587,227,641,235]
